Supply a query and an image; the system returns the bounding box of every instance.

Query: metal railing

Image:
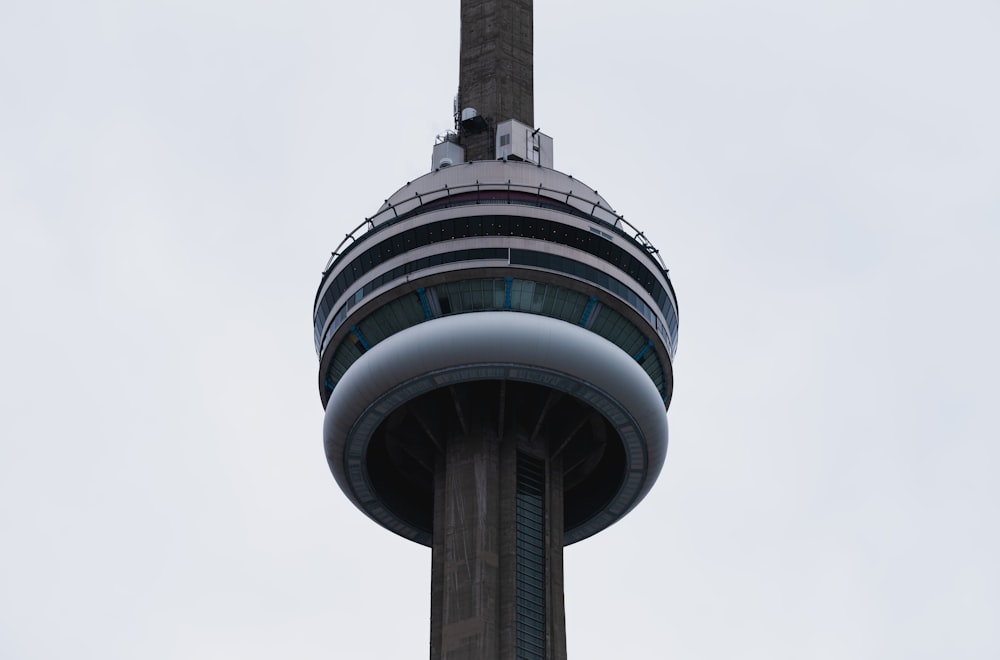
[322,179,669,275]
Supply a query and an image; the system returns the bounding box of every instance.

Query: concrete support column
[431,432,501,659]
[497,435,518,657]
[430,431,566,660]
[544,451,567,660]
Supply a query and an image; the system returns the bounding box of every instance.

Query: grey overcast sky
[1,0,998,658]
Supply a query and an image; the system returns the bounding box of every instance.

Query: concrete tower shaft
[459,0,533,160]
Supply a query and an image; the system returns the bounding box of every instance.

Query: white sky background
[1,0,997,657]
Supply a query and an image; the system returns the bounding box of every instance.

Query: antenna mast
[458,0,534,160]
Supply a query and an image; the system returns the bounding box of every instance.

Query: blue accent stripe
[579,296,598,326]
[350,326,370,351]
[634,338,653,362]
[416,288,434,319]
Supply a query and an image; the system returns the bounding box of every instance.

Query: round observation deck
[315,160,678,545]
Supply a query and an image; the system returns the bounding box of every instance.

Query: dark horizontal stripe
[314,213,676,349]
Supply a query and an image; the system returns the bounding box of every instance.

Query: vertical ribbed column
[504,445,566,660]
[459,0,534,160]
[516,453,546,658]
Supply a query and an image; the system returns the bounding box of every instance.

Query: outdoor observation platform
[314,159,679,547]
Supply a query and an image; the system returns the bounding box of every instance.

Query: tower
[312,1,678,657]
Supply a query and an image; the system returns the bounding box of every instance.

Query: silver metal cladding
[323,312,668,546]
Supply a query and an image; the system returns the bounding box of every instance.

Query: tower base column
[430,427,566,660]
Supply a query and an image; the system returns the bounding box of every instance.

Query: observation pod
[312,0,680,656]
[314,160,679,547]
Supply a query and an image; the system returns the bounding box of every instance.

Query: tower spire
[458,0,534,160]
